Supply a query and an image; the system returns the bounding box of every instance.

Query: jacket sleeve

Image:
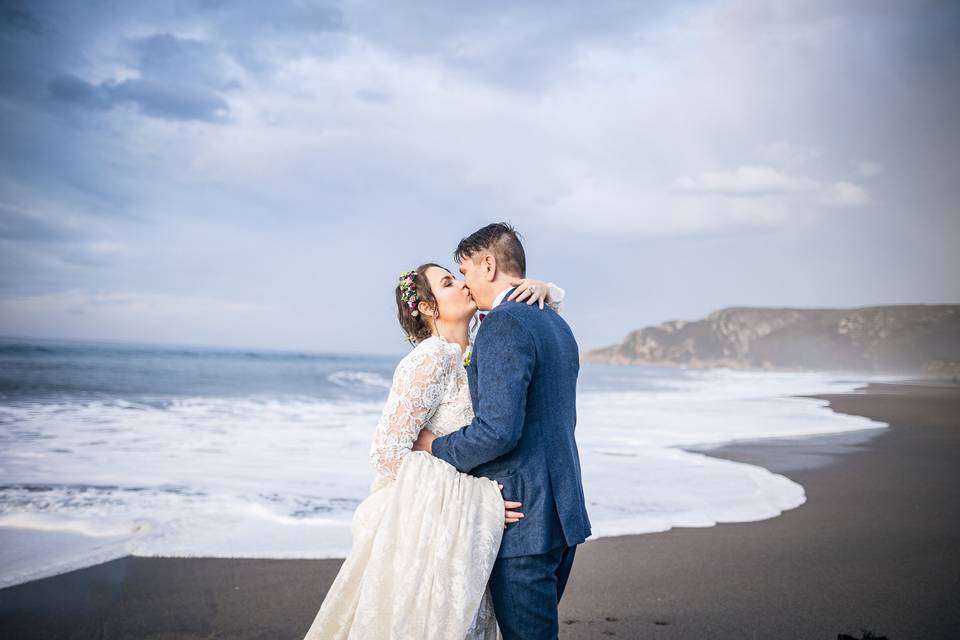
[431,311,535,473]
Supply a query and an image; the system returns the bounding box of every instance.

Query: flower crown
[399,270,421,346]
[399,269,420,317]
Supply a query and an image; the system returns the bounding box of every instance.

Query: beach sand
[1,380,957,639]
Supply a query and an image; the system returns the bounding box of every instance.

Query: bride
[303,262,563,640]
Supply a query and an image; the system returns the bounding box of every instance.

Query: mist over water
[0,337,892,588]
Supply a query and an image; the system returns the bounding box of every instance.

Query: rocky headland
[583,304,960,374]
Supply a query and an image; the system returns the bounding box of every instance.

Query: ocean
[0,336,893,588]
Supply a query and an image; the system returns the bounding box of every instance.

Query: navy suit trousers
[489,543,578,640]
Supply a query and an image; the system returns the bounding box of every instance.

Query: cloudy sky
[1,0,957,355]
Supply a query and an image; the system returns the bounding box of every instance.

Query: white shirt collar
[490,286,514,310]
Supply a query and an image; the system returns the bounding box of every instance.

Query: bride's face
[423,266,477,322]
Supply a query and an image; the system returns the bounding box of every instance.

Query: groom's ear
[481,254,497,281]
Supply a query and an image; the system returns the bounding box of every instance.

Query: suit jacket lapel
[467,357,479,408]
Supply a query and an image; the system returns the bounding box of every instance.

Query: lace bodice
[368,282,564,483]
[369,335,474,482]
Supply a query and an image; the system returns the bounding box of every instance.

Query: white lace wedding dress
[303,334,504,640]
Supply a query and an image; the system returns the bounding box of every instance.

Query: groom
[413,222,592,639]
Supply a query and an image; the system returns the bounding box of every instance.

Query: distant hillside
[582,305,960,375]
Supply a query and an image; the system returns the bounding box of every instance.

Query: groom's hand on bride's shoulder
[412,429,437,455]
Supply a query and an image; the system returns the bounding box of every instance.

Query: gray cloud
[110,78,229,121]
[42,31,234,122]
[49,73,230,122]
[0,204,73,242]
[127,32,246,93]
[0,4,42,35]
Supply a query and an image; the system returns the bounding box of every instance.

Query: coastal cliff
[583,304,960,374]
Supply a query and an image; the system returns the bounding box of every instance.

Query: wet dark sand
[1,380,958,639]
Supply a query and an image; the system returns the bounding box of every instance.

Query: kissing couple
[303,223,592,639]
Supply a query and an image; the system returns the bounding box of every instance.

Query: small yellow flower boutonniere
[463,349,472,367]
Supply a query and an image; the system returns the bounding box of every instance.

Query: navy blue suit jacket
[431,288,592,558]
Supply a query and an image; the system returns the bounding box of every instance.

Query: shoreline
[1,379,958,638]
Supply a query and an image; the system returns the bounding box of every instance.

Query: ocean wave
[327,371,392,389]
[0,363,896,590]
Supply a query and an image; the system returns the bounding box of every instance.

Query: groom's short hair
[454,222,526,278]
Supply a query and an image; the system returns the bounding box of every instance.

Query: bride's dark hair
[396,263,444,347]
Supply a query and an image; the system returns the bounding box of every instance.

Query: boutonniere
[463,348,473,367]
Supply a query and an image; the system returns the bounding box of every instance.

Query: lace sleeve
[369,340,456,479]
[546,282,565,313]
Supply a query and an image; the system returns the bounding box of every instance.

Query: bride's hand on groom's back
[497,482,524,528]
